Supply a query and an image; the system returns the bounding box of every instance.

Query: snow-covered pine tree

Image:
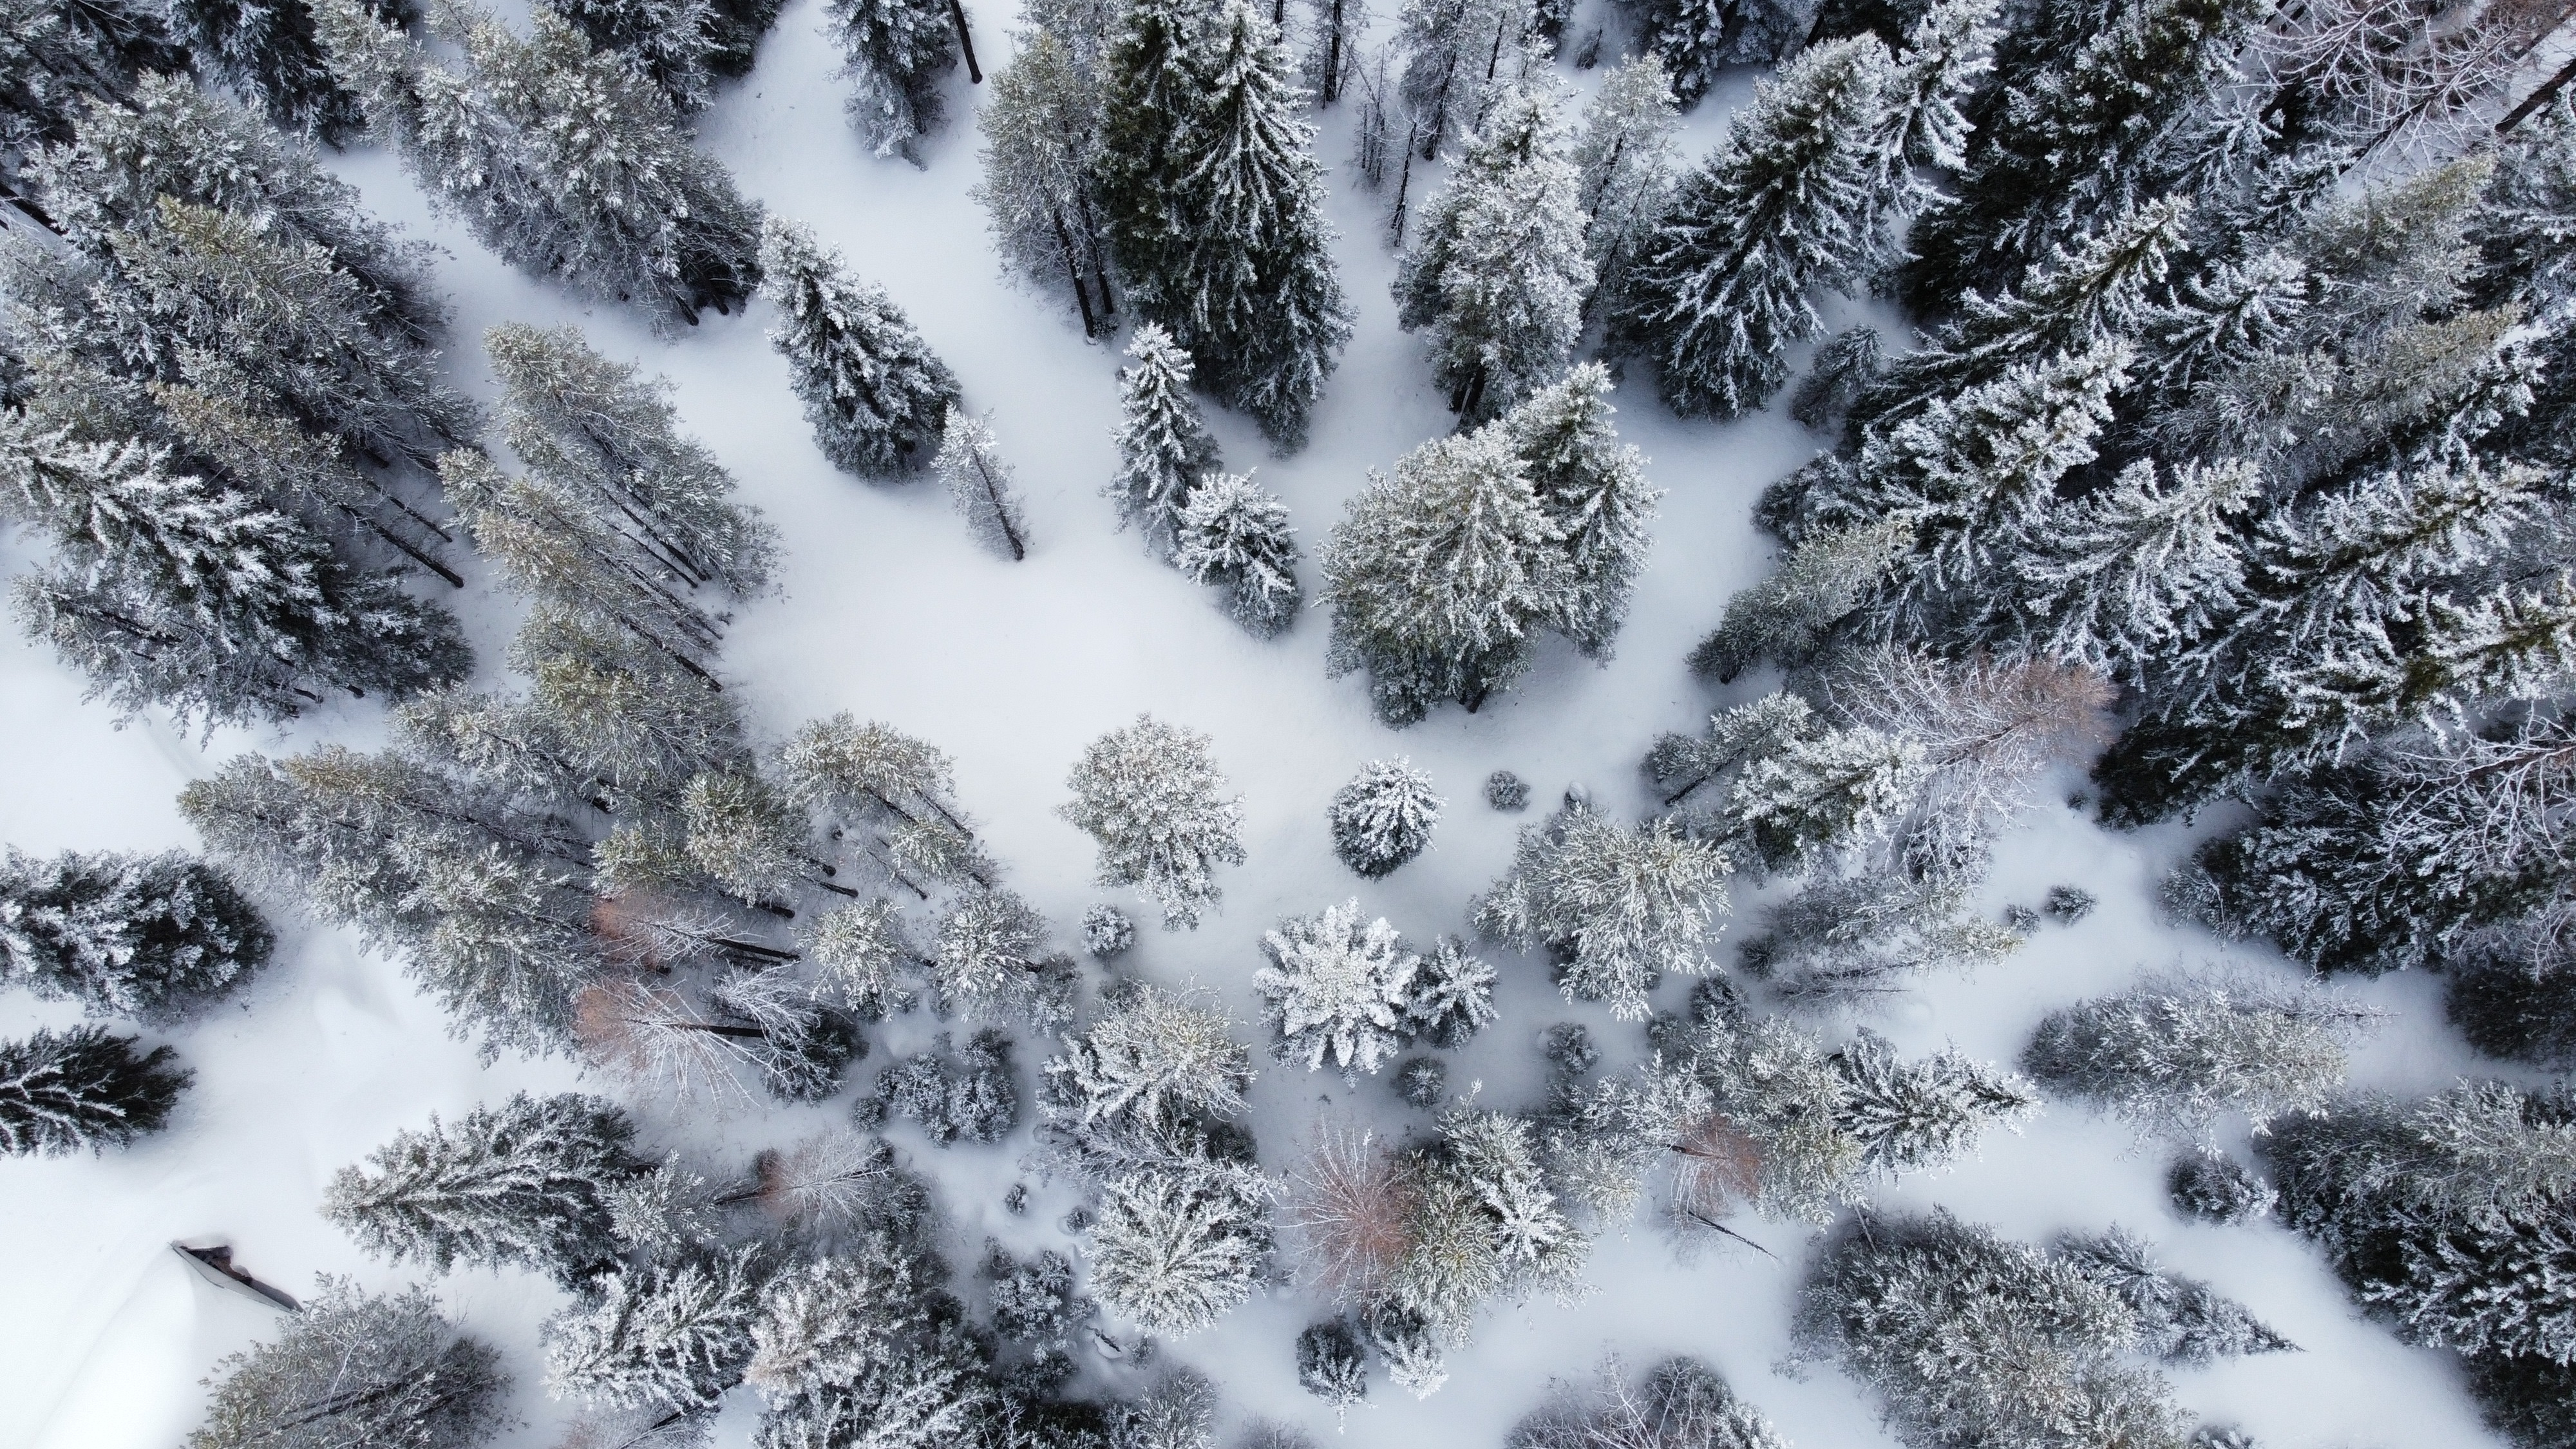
[1153,0,1350,446]
[1636,0,1819,107]
[1503,363,1658,658]
[548,0,719,115]
[930,886,1061,1024]
[1474,797,1730,1018]
[167,0,390,143]
[0,849,273,1019]
[1059,715,1247,929]
[2170,1153,2275,1224]
[0,1024,187,1155]
[1900,0,2260,309]
[824,0,957,162]
[1571,55,1681,322]
[1614,37,1895,419]
[545,1246,766,1410]
[1647,690,1821,810]
[1329,759,1443,878]
[3,413,471,729]
[778,713,985,891]
[704,0,788,75]
[1879,0,1998,182]
[679,768,819,908]
[1392,84,1593,422]
[1690,516,1911,683]
[1039,980,1256,1171]
[1256,900,1423,1078]
[757,217,961,477]
[1392,0,1538,158]
[1106,323,1221,553]
[1174,471,1303,636]
[1405,935,1498,1047]
[489,322,777,595]
[1297,1318,1368,1414]
[2055,1226,2295,1365]
[1086,1169,1273,1334]
[877,1028,1021,1143]
[1740,869,2020,1010]
[1095,0,1202,296]
[187,1280,511,1449]
[2024,971,2384,1142]
[744,1239,998,1447]
[931,407,1030,560]
[1799,1212,2190,1448]
[802,897,923,1017]
[1376,1106,1583,1355]
[1320,426,1569,724]
[0,0,184,158]
[1829,1028,2035,1179]
[324,1092,646,1287]
[1511,1356,1788,1449]
[1720,724,1927,873]
[974,29,1117,335]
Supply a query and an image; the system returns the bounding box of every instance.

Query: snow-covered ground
[0,6,2531,1446]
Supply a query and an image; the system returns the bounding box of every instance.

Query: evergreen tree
[777,713,985,890]
[1504,363,1658,658]
[1830,1028,2036,1179]
[2024,972,2383,1142]
[1615,37,1897,419]
[167,0,387,144]
[1376,1106,1583,1350]
[1393,84,1593,422]
[744,1240,998,1449]
[1059,715,1246,929]
[1173,471,1303,636]
[1788,326,1881,432]
[0,848,272,1019]
[1721,724,1927,873]
[1256,900,1422,1078]
[1087,1169,1273,1334]
[188,1279,510,1449]
[680,768,817,907]
[824,0,957,162]
[2169,1153,2275,1224]
[1151,0,1350,446]
[1320,426,1569,724]
[1095,0,1202,294]
[1571,54,1681,323]
[1391,0,1537,158]
[757,217,960,478]
[2055,1227,2295,1365]
[0,1024,187,1155]
[930,886,1063,1025]
[545,1246,766,1410]
[1510,1356,1788,1449]
[1106,322,1220,553]
[325,1092,646,1287]
[1690,517,1911,683]
[933,407,1030,561]
[1474,798,1730,1018]
[0,0,185,158]
[1329,759,1443,878]
[553,0,722,115]
[1737,869,2018,1010]
[1636,0,1817,105]
[1405,935,1498,1048]
[1296,1319,1368,1414]
[974,28,1117,335]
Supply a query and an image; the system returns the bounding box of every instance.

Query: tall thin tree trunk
[1050,209,1101,337]
[1323,0,1345,102]
[1390,122,1418,243]
[973,454,1027,560]
[950,0,983,81]
[2501,44,2576,129]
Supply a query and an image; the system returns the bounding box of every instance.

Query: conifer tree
[1060,715,1246,929]
[188,1280,511,1449]
[1393,84,1593,422]
[1571,55,1681,322]
[1690,517,1911,682]
[1474,799,1730,1018]
[1635,0,1818,105]
[777,713,985,890]
[757,217,960,478]
[1512,1358,1788,1449]
[1150,0,1350,446]
[825,0,958,162]
[1615,37,1897,419]
[1096,0,1204,290]
[1256,900,1423,1078]
[932,407,1030,560]
[929,885,1056,1021]
[167,0,385,143]
[1504,363,1658,658]
[2055,1227,2295,1365]
[0,1024,188,1156]
[0,0,185,158]
[1329,759,1443,878]
[545,1246,766,1410]
[974,29,1117,334]
[1173,471,1303,636]
[1391,0,1537,158]
[325,1092,646,1287]
[1106,323,1220,553]
[1088,1170,1273,1334]
[1721,724,1927,873]
[1830,1028,2036,1179]
[0,849,273,1019]
[1320,426,1569,724]
[553,0,722,115]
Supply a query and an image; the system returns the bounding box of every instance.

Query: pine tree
[1256,900,1423,1077]
[1393,84,1594,422]
[1691,517,1911,683]
[1880,0,2000,180]
[0,1024,187,1155]
[1614,37,1897,419]
[1061,715,1247,929]
[757,217,961,478]
[1571,55,1681,322]
[930,886,1061,1023]
[1329,759,1443,878]
[0,849,273,1019]
[1511,1357,1788,1449]
[1473,799,1730,1018]
[1737,869,2018,1009]
[1041,980,1256,1161]
[1504,363,1658,658]
[924,407,1028,560]
[325,1092,646,1287]
[2056,1227,2295,1365]
[825,0,957,162]
[1721,725,1927,873]
[1296,1319,1368,1414]
[975,29,1117,335]
[546,1247,766,1410]
[1320,426,1569,724]
[1985,457,2256,681]
[1378,1107,1583,1345]
[1086,1169,1273,1334]
[554,0,723,115]
[2024,972,2383,1142]
[2168,1153,2275,1224]
[1173,471,1303,636]
[1635,0,1818,105]
[1106,323,1220,553]
[1829,1028,2035,1179]
[1405,936,1498,1047]
[188,1280,511,1449]
[1152,1,1350,446]
[680,768,816,907]
[0,0,184,158]
[1390,0,1537,159]
[167,0,386,144]
[1095,0,1202,293]
[777,713,985,891]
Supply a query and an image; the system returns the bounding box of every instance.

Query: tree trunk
[2501,45,2576,131]
[1323,0,1345,102]
[1390,124,1417,244]
[976,453,1027,560]
[950,0,983,82]
[1050,208,1101,337]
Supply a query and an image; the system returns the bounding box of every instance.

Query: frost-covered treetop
[1256,900,1422,1078]
[1059,714,1247,929]
[1054,982,1256,1126]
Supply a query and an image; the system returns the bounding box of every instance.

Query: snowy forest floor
[0,4,2539,1446]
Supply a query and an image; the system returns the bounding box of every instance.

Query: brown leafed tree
[1283,1119,1423,1302]
[573,976,764,1103]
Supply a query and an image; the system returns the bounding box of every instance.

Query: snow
[0,5,2531,1446]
